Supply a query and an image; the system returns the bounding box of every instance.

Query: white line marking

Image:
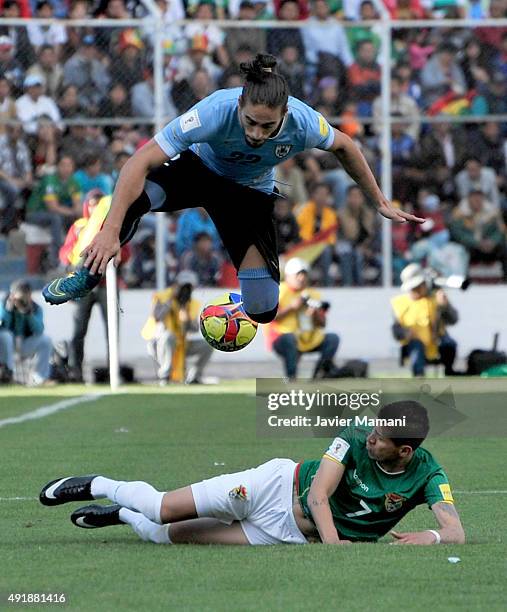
[0,394,103,429]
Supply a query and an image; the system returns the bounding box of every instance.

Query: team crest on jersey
[385,492,405,513]
[229,485,248,501]
[274,144,293,158]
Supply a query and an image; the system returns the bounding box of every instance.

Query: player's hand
[377,202,425,224]
[390,530,437,545]
[81,227,121,275]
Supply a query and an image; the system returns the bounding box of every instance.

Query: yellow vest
[141,287,201,340]
[270,282,325,352]
[391,293,440,360]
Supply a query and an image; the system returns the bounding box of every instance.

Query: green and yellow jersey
[297,427,454,542]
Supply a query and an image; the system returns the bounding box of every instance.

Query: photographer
[0,280,53,385]
[267,258,340,380]
[141,271,213,384]
[391,264,458,377]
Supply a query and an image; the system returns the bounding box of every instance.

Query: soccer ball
[200,293,258,352]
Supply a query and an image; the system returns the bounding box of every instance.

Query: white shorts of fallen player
[191,458,308,545]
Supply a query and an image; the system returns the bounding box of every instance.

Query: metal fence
[1,13,506,289]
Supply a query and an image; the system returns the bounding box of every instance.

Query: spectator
[302,0,353,78]
[409,190,469,278]
[225,1,267,58]
[58,84,85,118]
[390,115,417,202]
[185,2,229,68]
[313,76,342,117]
[273,197,301,255]
[73,153,114,195]
[337,185,378,286]
[101,82,132,119]
[0,2,35,71]
[26,1,68,59]
[172,67,216,114]
[274,157,308,206]
[0,75,16,135]
[267,257,340,380]
[347,40,381,115]
[277,45,306,101]
[175,208,221,257]
[450,190,507,281]
[94,0,132,54]
[297,183,338,286]
[33,116,59,173]
[459,38,491,91]
[173,34,223,87]
[455,157,500,209]
[26,44,63,99]
[493,32,507,81]
[417,122,469,199]
[372,75,421,140]
[62,35,111,114]
[187,0,226,18]
[15,74,62,136]
[110,28,145,92]
[267,0,305,59]
[155,0,186,21]
[25,155,82,269]
[347,1,382,61]
[131,67,177,121]
[475,0,507,51]
[467,122,506,177]
[273,0,310,19]
[420,44,467,108]
[0,280,54,386]
[0,36,24,93]
[0,124,33,234]
[180,232,223,286]
[141,271,214,384]
[60,123,98,167]
[391,263,458,377]
[476,71,507,116]
[343,0,384,19]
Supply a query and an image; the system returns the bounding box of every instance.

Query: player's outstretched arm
[81,139,170,275]
[307,458,351,544]
[329,129,425,225]
[390,502,465,545]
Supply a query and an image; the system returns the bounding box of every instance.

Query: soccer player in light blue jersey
[43,54,424,323]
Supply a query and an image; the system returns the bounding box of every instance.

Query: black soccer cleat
[71,504,123,529]
[39,475,98,506]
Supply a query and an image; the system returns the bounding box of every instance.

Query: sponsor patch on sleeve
[318,114,329,138]
[180,109,201,133]
[439,483,454,503]
[324,437,350,464]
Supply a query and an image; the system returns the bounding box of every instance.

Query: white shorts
[191,458,308,545]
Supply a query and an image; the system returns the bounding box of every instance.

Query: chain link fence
[0,14,506,288]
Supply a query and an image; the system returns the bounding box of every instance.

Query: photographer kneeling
[391,264,458,377]
[267,258,340,380]
[0,281,53,385]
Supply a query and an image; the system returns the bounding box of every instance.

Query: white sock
[119,508,172,544]
[91,478,165,524]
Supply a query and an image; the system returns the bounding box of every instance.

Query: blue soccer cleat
[42,268,102,305]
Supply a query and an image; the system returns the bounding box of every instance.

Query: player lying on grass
[40,401,465,545]
[43,53,423,323]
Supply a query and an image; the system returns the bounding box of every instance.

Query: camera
[425,269,471,292]
[301,293,330,311]
[176,283,192,306]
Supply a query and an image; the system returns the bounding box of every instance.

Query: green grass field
[0,381,505,611]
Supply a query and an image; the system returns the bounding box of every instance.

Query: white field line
[0,394,103,429]
[0,491,506,502]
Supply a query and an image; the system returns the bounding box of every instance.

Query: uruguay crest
[274,144,293,158]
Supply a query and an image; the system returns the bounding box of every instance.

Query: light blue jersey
[154,88,335,194]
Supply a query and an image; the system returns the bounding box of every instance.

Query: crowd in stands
[0,0,506,287]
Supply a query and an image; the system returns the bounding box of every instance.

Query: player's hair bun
[240,54,278,83]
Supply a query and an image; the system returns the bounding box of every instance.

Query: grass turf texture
[0,381,505,611]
